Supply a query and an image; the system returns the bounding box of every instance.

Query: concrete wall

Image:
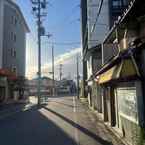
[114,81,145,145]
[87,56,93,80]
[120,116,145,145]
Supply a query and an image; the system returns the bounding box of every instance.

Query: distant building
[57,79,77,95]
[0,0,29,102]
[28,77,58,96]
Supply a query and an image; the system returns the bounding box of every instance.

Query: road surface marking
[73,96,76,112]
[73,96,79,145]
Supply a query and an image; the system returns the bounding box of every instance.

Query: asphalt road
[0,96,124,145]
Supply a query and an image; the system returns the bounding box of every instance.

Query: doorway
[0,87,5,102]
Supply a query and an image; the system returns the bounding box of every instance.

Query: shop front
[96,56,145,144]
[0,69,17,103]
[0,76,7,102]
[0,69,10,103]
[114,82,140,134]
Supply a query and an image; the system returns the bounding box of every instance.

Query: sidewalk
[79,98,127,145]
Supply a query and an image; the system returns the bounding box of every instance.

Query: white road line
[73,96,79,145]
[73,96,76,112]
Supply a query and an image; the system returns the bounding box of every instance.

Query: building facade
[0,0,29,102]
[81,0,145,144]
[80,0,129,109]
[28,77,59,96]
[95,1,145,144]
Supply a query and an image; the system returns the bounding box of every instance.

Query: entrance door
[0,87,5,102]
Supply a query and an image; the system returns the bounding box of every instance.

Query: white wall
[87,56,93,80]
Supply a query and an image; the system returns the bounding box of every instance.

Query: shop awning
[0,69,17,80]
[98,59,139,84]
[0,69,10,76]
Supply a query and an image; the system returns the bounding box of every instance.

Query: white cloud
[26,47,82,80]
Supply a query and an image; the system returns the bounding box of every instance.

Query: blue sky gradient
[16,0,81,79]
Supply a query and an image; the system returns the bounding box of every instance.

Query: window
[11,16,14,24]
[14,34,16,42]
[116,87,138,123]
[122,0,129,6]
[112,0,127,8]
[11,15,17,25]
[11,48,16,57]
[112,0,122,7]
[12,66,17,74]
[14,17,17,25]
[10,32,13,40]
[10,32,16,42]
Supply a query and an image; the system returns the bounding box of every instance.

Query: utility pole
[76,54,80,99]
[31,0,47,105]
[45,34,53,96]
[37,0,41,105]
[52,44,55,96]
[59,64,63,81]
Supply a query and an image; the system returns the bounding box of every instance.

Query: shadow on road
[0,103,29,116]
[43,106,113,145]
[0,105,77,145]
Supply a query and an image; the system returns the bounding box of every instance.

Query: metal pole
[31,0,47,105]
[77,54,79,99]
[59,64,62,81]
[52,44,55,96]
[37,0,41,105]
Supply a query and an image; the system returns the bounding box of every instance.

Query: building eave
[95,42,145,79]
[83,44,101,60]
[103,0,137,44]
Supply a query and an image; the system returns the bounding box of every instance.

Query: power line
[59,64,63,81]
[48,4,80,30]
[91,0,104,33]
[42,41,81,46]
[81,0,105,51]
[76,54,80,99]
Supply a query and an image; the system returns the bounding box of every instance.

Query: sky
[16,0,82,80]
